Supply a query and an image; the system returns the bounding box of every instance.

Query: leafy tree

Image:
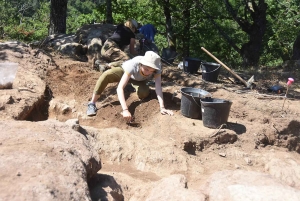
[265,0,300,63]
[221,0,268,67]
[1,0,300,69]
[190,0,247,66]
[0,0,41,41]
[28,1,50,40]
[155,0,177,52]
[67,1,104,34]
[0,1,15,39]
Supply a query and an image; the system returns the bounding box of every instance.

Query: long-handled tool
[201,47,255,88]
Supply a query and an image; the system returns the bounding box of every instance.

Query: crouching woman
[87,51,173,122]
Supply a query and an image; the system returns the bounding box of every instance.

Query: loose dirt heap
[1,40,300,200]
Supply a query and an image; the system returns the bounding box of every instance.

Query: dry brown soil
[1,42,300,196]
[46,48,300,187]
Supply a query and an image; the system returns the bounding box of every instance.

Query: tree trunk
[160,0,176,51]
[106,0,113,24]
[182,5,190,57]
[292,32,300,60]
[224,0,267,67]
[48,0,68,35]
[240,31,264,67]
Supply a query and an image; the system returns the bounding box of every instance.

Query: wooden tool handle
[201,47,248,87]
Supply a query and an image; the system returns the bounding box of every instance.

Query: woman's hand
[160,107,173,116]
[117,73,131,123]
[122,109,132,122]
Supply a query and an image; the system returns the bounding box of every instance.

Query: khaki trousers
[101,39,131,67]
[93,67,150,99]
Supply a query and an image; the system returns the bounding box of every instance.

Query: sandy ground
[1,41,300,199]
[45,47,300,186]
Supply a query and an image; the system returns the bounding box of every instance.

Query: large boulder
[0,119,101,201]
[202,170,300,201]
[74,23,116,45]
[144,174,206,201]
[86,38,103,61]
[265,158,300,189]
[0,41,52,121]
[36,24,151,62]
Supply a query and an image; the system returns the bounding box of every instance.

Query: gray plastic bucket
[180,87,211,119]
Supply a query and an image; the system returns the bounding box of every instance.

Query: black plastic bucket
[180,87,211,119]
[200,97,232,128]
[183,57,202,74]
[162,48,177,64]
[201,62,221,82]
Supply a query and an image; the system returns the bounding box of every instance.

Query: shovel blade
[246,75,255,88]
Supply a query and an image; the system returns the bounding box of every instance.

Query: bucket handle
[201,64,221,74]
[191,96,202,108]
[191,93,214,107]
[180,90,212,108]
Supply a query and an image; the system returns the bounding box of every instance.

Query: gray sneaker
[94,60,109,72]
[98,64,107,72]
[87,103,97,116]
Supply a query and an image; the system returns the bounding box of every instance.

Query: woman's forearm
[117,74,131,110]
[117,87,128,110]
[154,77,165,108]
[156,93,165,108]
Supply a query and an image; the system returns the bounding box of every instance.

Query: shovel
[201,47,255,88]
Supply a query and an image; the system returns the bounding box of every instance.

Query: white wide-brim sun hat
[140,51,161,70]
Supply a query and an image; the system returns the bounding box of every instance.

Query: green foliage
[67,8,104,34]
[1,0,300,68]
[26,1,50,40]
[262,0,300,66]
[1,0,49,41]
[134,0,167,52]
[180,1,243,67]
[66,0,106,34]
